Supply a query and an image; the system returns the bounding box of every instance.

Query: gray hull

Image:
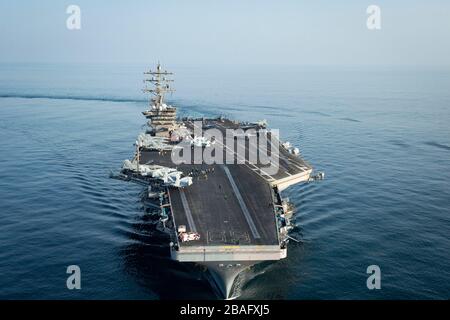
[202,261,259,299]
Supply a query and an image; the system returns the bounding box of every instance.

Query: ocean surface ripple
[0,64,449,299]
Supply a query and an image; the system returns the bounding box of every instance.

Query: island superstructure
[115,63,323,298]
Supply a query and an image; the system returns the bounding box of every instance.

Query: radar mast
[142,63,177,137]
[143,62,175,109]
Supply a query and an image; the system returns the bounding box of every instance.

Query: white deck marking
[222,165,261,239]
[179,189,197,232]
[193,121,275,181]
[291,162,306,172]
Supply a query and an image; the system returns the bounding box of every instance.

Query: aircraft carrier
[115,63,323,298]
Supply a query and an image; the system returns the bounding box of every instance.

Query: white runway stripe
[222,165,261,239]
[179,189,197,232]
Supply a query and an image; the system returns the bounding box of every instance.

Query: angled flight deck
[140,118,312,249]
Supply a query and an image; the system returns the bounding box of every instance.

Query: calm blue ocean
[0,63,449,299]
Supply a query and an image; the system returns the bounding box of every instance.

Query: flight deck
[140,118,313,249]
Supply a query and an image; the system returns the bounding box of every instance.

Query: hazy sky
[0,0,449,66]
